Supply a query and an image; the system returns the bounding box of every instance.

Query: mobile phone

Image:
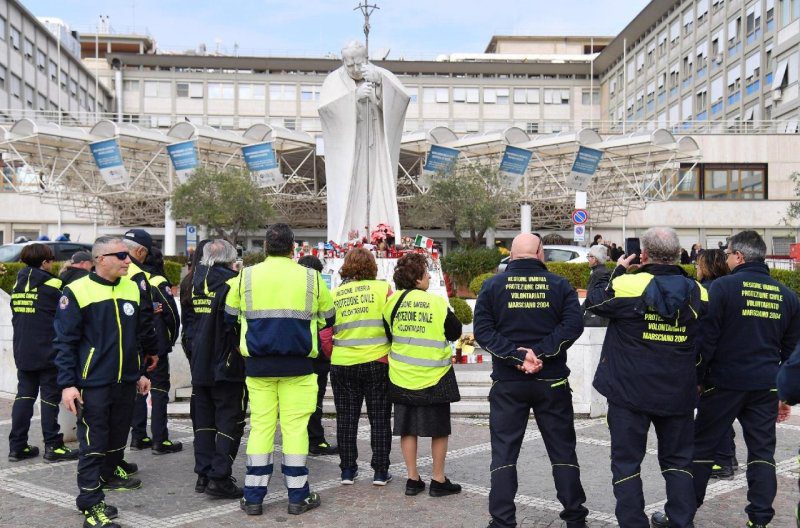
[625,237,641,265]
[75,399,84,421]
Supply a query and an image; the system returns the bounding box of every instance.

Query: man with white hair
[583,245,610,327]
[319,40,410,243]
[585,227,708,528]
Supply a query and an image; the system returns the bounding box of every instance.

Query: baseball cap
[123,229,153,251]
[69,251,92,264]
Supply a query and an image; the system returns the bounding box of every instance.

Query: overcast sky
[27,0,651,59]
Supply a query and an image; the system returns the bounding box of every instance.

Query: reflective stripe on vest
[243,265,315,320]
[393,336,448,349]
[333,319,384,333]
[331,280,391,366]
[389,350,451,368]
[333,336,389,347]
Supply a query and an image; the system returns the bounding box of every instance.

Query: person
[54,236,155,528]
[777,342,800,528]
[297,255,338,458]
[124,229,182,455]
[692,230,800,528]
[689,243,702,263]
[695,249,738,480]
[8,243,78,463]
[585,227,707,528]
[319,40,410,243]
[180,239,211,362]
[474,233,588,528]
[329,248,392,485]
[225,223,334,516]
[590,234,603,247]
[584,244,611,328]
[190,240,247,499]
[680,247,691,264]
[384,253,462,498]
[60,250,93,286]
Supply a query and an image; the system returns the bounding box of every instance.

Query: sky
[26,0,651,59]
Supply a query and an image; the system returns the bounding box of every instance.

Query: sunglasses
[100,251,130,261]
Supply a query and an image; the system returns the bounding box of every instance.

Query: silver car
[498,245,590,271]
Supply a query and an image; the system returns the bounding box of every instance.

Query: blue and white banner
[242,142,283,187]
[185,224,197,254]
[167,140,199,183]
[566,146,603,191]
[89,138,129,186]
[499,145,533,189]
[420,144,460,187]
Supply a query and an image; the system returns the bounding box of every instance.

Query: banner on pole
[420,144,459,187]
[499,145,533,189]
[242,142,284,187]
[167,140,199,183]
[566,146,603,191]
[185,224,197,254]
[89,138,129,186]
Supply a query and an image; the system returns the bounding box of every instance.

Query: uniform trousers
[307,358,330,447]
[191,381,247,480]
[131,355,171,443]
[9,368,63,451]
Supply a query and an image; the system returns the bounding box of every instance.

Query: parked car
[0,241,93,263]
[498,245,590,271]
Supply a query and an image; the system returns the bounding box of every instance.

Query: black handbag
[388,290,461,406]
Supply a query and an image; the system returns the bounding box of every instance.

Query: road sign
[573,225,586,242]
[186,224,197,254]
[572,209,589,225]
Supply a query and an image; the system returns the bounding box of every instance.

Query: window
[711,76,725,114]
[422,87,448,103]
[484,88,509,104]
[711,28,723,69]
[69,79,77,97]
[582,90,600,105]
[646,40,656,67]
[728,16,742,57]
[9,25,19,50]
[766,0,776,31]
[669,166,701,199]
[658,30,668,55]
[745,52,761,94]
[713,0,725,13]
[704,165,765,199]
[208,82,234,99]
[123,80,140,92]
[24,84,34,108]
[0,65,5,91]
[177,82,203,98]
[144,81,170,98]
[453,87,479,103]
[23,38,34,61]
[269,83,296,101]
[670,19,681,45]
[79,87,87,108]
[60,70,67,90]
[669,62,680,96]
[48,60,57,82]
[682,94,693,120]
[682,52,694,87]
[525,121,539,134]
[514,88,539,104]
[407,87,418,103]
[696,88,708,118]
[237,83,265,100]
[36,49,46,72]
[747,1,763,43]
[697,40,709,78]
[772,236,795,255]
[10,74,21,98]
[0,16,5,41]
[683,9,694,35]
[543,89,569,104]
[283,117,296,130]
[657,71,667,103]
[627,59,635,81]
[300,85,321,102]
[636,50,645,72]
[779,0,800,27]
[698,0,709,22]
[727,66,742,104]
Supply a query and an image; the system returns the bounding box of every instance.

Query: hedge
[469,272,494,296]
[164,255,188,266]
[449,297,473,325]
[243,252,267,267]
[441,248,502,288]
[0,261,183,294]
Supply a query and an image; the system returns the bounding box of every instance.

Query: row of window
[670,163,766,200]
[126,80,600,106]
[0,65,100,112]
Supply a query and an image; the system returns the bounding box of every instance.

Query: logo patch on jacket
[123,302,135,316]
[59,296,69,309]
[140,279,147,291]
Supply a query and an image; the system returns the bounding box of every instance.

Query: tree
[787,171,800,224]
[171,166,274,244]
[412,163,512,248]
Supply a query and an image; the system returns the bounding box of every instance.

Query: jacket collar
[638,263,687,277]
[731,261,770,276]
[89,271,121,287]
[505,258,547,272]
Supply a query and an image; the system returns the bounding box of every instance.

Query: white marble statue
[319,40,410,244]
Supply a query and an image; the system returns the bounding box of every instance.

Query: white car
[498,245,590,271]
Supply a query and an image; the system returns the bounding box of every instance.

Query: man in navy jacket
[693,230,800,528]
[586,227,707,528]
[474,233,587,528]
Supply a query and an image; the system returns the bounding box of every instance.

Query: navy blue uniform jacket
[473,258,584,382]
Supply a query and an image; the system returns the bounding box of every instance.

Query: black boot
[405,477,425,496]
[195,475,209,493]
[101,466,142,491]
[129,436,152,450]
[82,502,121,528]
[152,439,183,455]
[8,445,39,462]
[205,476,243,499]
[43,444,79,462]
[288,491,321,515]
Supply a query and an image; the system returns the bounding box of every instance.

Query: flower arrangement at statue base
[305,224,440,264]
[453,333,483,364]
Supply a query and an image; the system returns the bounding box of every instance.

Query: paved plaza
[0,393,799,528]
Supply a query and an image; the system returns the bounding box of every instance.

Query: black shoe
[43,444,79,462]
[710,464,735,480]
[152,439,183,455]
[8,445,39,462]
[309,442,339,456]
[77,502,117,520]
[205,476,243,499]
[340,467,358,485]
[288,491,321,515]
[101,466,142,491]
[195,475,209,493]
[82,502,121,528]
[429,477,461,497]
[373,471,393,486]
[746,523,768,528]
[118,460,138,476]
[129,436,152,450]
[240,497,263,516]
[405,477,426,496]
[650,512,671,528]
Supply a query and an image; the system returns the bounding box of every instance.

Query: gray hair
[201,239,237,267]
[92,236,124,259]
[342,40,367,58]
[587,244,608,264]
[641,227,681,264]
[123,238,145,252]
[728,230,767,263]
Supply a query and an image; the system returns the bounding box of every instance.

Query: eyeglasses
[100,251,130,261]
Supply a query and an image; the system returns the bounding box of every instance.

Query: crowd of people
[5,223,800,528]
